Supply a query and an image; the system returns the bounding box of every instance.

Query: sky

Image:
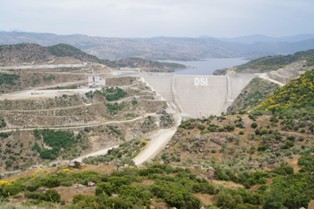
[1,0,314,38]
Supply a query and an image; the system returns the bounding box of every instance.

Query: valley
[0,43,313,209]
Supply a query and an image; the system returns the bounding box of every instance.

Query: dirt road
[0,113,156,133]
[72,145,120,162]
[133,102,181,166]
[133,127,177,165]
[257,73,284,86]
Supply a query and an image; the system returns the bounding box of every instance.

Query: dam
[141,72,256,118]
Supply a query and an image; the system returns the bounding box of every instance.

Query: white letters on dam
[141,73,255,118]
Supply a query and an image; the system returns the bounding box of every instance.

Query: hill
[0,43,102,66]
[0,43,187,73]
[152,69,314,208]
[47,43,102,63]
[103,57,186,72]
[257,69,314,111]
[0,43,53,65]
[227,78,280,113]
[234,49,314,73]
[2,31,314,60]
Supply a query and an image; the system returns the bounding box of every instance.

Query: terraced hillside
[0,77,174,172]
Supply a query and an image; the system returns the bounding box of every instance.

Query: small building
[88,68,100,88]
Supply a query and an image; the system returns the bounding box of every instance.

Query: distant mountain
[0,43,187,72]
[221,34,314,44]
[0,43,102,66]
[1,31,314,60]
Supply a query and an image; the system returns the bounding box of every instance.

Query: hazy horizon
[1,0,314,38]
[1,30,314,40]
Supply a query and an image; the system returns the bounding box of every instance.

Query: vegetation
[235,49,314,72]
[298,154,314,172]
[0,73,19,86]
[86,87,127,101]
[0,165,211,208]
[257,69,314,111]
[159,111,175,128]
[0,117,6,128]
[32,129,89,160]
[25,189,61,203]
[83,138,146,166]
[228,78,279,113]
[0,160,313,208]
[103,87,127,101]
[47,43,101,63]
[106,102,125,115]
[47,84,78,90]
[213,68,228,75]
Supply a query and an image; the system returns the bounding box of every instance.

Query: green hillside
[257,69,314,111]
[228,78,280,113]
[235,49,314,72]
[47,43,102,63]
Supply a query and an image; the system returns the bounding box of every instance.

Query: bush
[263,190,286,209]
[104,87,127,101]
[281,141,294,149]
[216,192,243,209]
[151,182,201,208]
[96,182,114,195]
[106,102,125,115]
[272,166,294,176]
[192,181,215,194]
[25,189,61,203]
[251,123,258,129]
[42,175,61,188]
[224,124,235,132]
[0,118,6,128]
[298,154,314,172]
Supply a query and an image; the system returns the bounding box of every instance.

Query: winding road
[0,113,156,133]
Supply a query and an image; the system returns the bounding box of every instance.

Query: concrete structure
[142,73,255,118]
[88,69,101,88]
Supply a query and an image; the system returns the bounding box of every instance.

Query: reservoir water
[164,58,248,75]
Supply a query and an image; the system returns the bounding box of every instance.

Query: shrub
[298,154,314,172]
[224,124,235,132]
[216,192,243,209]
[251,123,258,129]
[192,182,215,194]
[272,166,294,176]
[25,189,61,203]
[0,118,6,128]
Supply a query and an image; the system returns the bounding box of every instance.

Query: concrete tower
[88,68,100,88]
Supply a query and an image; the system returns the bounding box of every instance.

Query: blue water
[163,58,248,75]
